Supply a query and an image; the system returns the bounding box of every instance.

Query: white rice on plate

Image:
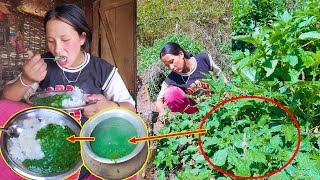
[62,87,86,108]
[8,118,65,161]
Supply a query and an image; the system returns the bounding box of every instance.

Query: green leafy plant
[232,0,320,81]
[232,0,295,52]
[153,1,320,179]
[154,74,320,179]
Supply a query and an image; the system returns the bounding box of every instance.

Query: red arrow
[128,129,207,144]
[67,135,95,143]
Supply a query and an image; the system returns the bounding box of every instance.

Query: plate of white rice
[0,107,82,179]
[27,87,95,111]
[9,118,65,162]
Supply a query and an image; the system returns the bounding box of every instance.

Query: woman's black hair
[44,4,92,52]
[160,42,193,59]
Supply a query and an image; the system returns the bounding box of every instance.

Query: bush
[154,75,320,179]
[232,0,294,51]
[232,1,320,81]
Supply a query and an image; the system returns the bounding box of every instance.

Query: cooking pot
[81,108,149,180]
[0,107,82,180]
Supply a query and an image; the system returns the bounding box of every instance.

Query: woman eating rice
[0,4,135,180]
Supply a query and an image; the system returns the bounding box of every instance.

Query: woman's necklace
[180,58,194,84]
[181,75,190,84]
[62,69,82,83]
[61,53,85,83]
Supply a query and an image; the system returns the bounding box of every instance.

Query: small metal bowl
[0,107,82,180]
[81,108,149,179]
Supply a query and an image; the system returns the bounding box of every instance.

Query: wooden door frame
[87,0,137,96]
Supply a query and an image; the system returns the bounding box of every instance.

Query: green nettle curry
[22,124,80,174]
[32,94,71,108]
[90,118,138,160]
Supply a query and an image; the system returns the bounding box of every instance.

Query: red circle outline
[198,95,301,179]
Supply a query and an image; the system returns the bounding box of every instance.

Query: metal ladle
[0,125,23,138]
[43,56,66,61]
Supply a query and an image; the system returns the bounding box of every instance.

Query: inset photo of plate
[0,107,82,180]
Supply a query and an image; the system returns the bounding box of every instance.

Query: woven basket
[0,12,46,89]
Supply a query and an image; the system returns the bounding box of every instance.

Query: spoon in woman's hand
[42,56,66,61]
[0,125,23,138]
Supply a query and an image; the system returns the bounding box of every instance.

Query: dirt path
[136,76,161,179]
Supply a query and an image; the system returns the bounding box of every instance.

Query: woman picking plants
[155,42,227,120]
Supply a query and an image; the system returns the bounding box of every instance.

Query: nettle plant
[232,0,289,52]
[232,1,320,81]
[154,73,320,179]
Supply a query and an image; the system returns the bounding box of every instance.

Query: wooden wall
[85,0,137,96]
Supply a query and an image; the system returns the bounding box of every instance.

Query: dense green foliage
[232,0,290,51]
[154,76,320,179]
[232,0,320,81]
[154,0,320,179]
